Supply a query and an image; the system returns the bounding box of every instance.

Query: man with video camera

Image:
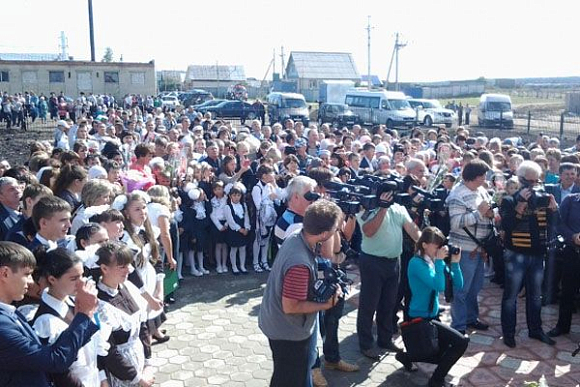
[259,199,344,387]
[500,160,559,348]
[356,186,421,360]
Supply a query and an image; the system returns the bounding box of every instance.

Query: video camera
[313,266,351,303]
[411,186,449,212]
[323,174,412,216]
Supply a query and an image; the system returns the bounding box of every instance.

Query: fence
[472,111,580,148]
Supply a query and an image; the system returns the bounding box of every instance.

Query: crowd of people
[0,89,579,387]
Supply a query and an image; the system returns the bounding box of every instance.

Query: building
[184,65,245,98]
[0,56,156,98]
[400,79,486,99]
[285,51,360,101]
[157,70,186,92]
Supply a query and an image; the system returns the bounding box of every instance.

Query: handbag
[463,225,504,258]
[163,268,179,297]
[399,290,439,360]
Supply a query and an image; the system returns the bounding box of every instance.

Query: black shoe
[378,340,402,353]
[395,352,418,372]
[547,327,569,338]
[467,320,489,330]
[361,348,381,361]
[428,377,447,387]
[529,331,556,346]
[457,330,466,335]
[503,336,516,348]
[152,334,170,344]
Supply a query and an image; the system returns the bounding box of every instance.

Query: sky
[3,0,579,83]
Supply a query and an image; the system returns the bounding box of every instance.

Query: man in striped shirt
[259,200,343,387]
[446,159,493,334]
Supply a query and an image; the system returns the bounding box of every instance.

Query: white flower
[111,195,128,211]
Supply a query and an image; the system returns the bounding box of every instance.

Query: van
[266,92,310,125]
[478,94,513,129]
[344,90,416,128]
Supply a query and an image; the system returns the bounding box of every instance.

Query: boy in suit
[29,196,72,251]
[0,241,99,387]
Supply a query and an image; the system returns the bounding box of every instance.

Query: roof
[185,65,245,81]
[286,51,359,80]
[0,53,61,61]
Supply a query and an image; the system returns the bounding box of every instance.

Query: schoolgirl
[210,181,229,273]
[224,182,251,275]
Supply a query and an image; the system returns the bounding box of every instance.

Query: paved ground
[150,265,580,387]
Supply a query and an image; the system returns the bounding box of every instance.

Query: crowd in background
[0,89,580,387]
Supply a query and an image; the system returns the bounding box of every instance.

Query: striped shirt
[274,209,303,247]
[446,183,493,252]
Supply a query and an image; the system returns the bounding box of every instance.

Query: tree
[102,47,114,62]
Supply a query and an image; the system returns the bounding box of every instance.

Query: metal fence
[471,111,580,147]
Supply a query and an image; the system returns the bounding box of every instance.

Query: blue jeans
[321,297,345,363]
[451,251,484,331]
[305,318,317,387]
[501,249,544,337]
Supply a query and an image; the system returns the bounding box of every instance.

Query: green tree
[102,47,114,62]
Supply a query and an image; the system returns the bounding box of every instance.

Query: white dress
[33,290,109,387]
[97,280,148,387]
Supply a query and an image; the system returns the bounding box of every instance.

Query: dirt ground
[0,122,53,166]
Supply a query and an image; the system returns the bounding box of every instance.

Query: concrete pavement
[150,266,580,387]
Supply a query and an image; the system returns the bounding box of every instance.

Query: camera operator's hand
[380,191,394,204]
[573,233,580,246]
[327,286,344,309]
[436,246,448,260]
[478,201,492,217]
[451,248,462,263]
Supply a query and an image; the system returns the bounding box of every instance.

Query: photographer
[446,159,492,334]
[500,160,558,348]
[259,200,344,387]
[356,190,421,360]
[395,227,469,387]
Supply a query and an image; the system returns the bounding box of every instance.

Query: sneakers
[254,264,263,273]
[216,266,223,274]
[190,269,203,277]
[324,360,360,372]
[261,262,271,271]
[311,368,328,387]
[200,268,210,275]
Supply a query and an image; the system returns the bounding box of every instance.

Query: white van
[344,90,416,128]
[478,94,513,129]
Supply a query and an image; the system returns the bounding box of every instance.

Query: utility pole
[366,16,373,90]
[216,61,220,98]
[280,46,286,80]
[386,32,407,91]
[59,31,68,60]
[272,48,276,78]
[88,0,95,61]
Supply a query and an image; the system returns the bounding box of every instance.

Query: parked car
[407,98,455,127]
[161,96,180,109]
[205,100,256,121]
[344,90,416,128]
[266,92,310,125]
[318,103,360,127]
[179,90,214,108]
[194,99,225,112]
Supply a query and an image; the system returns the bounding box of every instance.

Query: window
[0,71,8,82]
[104,71,119,83]
[49,71,65,83]
[131,72,145,85]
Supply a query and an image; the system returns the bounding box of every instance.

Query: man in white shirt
[55,120,71,150]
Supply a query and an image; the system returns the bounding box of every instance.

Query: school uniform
[225,201,251,247]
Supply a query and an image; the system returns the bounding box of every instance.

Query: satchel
[463,225,503,258]
[163,268,179,297]
[399,290,439,360]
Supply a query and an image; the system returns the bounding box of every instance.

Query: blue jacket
[0,205,22,241]
[408,256,463,319]
[0,308,99,387]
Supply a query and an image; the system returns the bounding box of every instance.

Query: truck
[318,80,355,104]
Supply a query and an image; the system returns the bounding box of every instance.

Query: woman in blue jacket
[396,226,469,387]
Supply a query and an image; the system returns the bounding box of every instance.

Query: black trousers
[393,248,413,327]
[357,253,400,350]
[269,334,312,387]
[555,247,580,331]
[401,319,469,382]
